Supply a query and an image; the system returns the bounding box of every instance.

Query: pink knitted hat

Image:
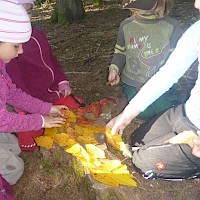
[0,0,32,43]
[18,0,35,5]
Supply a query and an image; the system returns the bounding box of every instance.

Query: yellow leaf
[58,124,66,132]
[119,143,132,158]
[35,136,55,149]
[63,110,77,123]
[109,173,137,187]
[168,131,198,146]
[64,127,78,139]
[89,168,119,187]
[112,164,129,174]
[85,144,106,159]
[92,159,102,167]
[98,159,121,172]
[58,122,71,133]
[76,135,98,145]
[65,143,81,154]
[74,125,94,135]
[65,143,90,162]
[81,161,97,169]
[105,128,123,150]
[53,133,76,147]
[65,126,76,135]
[79,146,91,161]
[43,127,57,138]
[88,126,106,134]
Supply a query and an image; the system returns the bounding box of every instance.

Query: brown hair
[132,0,174,19]
[152,0,174,18]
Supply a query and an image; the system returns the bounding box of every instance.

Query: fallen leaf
[53,133,76,147]
[43,127,57,138]
[89,168,119,187]
[168,131,198,146]
[109,173,137,187]
[105,128,123,150]
[35,136,55,149]
[98,159,121,171]
[85,144,106,159]
[65,143,90,162]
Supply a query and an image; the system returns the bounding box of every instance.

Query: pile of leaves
[35,98,137,187]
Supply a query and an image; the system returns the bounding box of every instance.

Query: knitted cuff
[109,64,119,73]
[58,81,71,92]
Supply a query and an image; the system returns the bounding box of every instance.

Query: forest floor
[13,0,200,200]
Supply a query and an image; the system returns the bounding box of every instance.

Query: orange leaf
[44,127,57,138]
[99,98,117,106]
[35,136,55,149]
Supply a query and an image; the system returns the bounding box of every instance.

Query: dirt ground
[13,1,200,200]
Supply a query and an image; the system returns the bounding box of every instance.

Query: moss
[93,0,103,6]
[54,152,62,160]
[57,12,70,25]
[102,190,112,200]
[72,158,85,177]
[40,157,57,176]
[41,157,53,170]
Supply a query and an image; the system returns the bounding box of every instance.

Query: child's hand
[106,107,141,136]
[108,67,120,85]
[61,88,72,98]
[49,105,68,117]
[192,133,200,158]
[58,82,72,97]
[106,112,131,136]
[43,116,66,128]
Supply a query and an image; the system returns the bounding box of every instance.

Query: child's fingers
[192,144,200,158]
[44,116,66,128]
[107,80,116,85]
[193,137,200,145]
[107,77,119,85]
[63,89,71,97]
[50,117,66,124]
[59,105,68,110]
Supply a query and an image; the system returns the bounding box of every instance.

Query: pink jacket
[0,59,51,132]
[6,27,69,103]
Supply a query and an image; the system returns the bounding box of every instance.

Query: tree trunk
[51,0,85,24]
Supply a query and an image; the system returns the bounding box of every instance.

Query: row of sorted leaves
[35,98,137,187]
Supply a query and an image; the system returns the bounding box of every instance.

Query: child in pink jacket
[0,0,66,185]
[6,0,83,152]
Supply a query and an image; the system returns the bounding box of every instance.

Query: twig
[120,157,130,163]
[95,44,101,54]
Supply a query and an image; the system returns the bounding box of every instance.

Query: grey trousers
[131,104,200,180]
[0,133,24,185]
